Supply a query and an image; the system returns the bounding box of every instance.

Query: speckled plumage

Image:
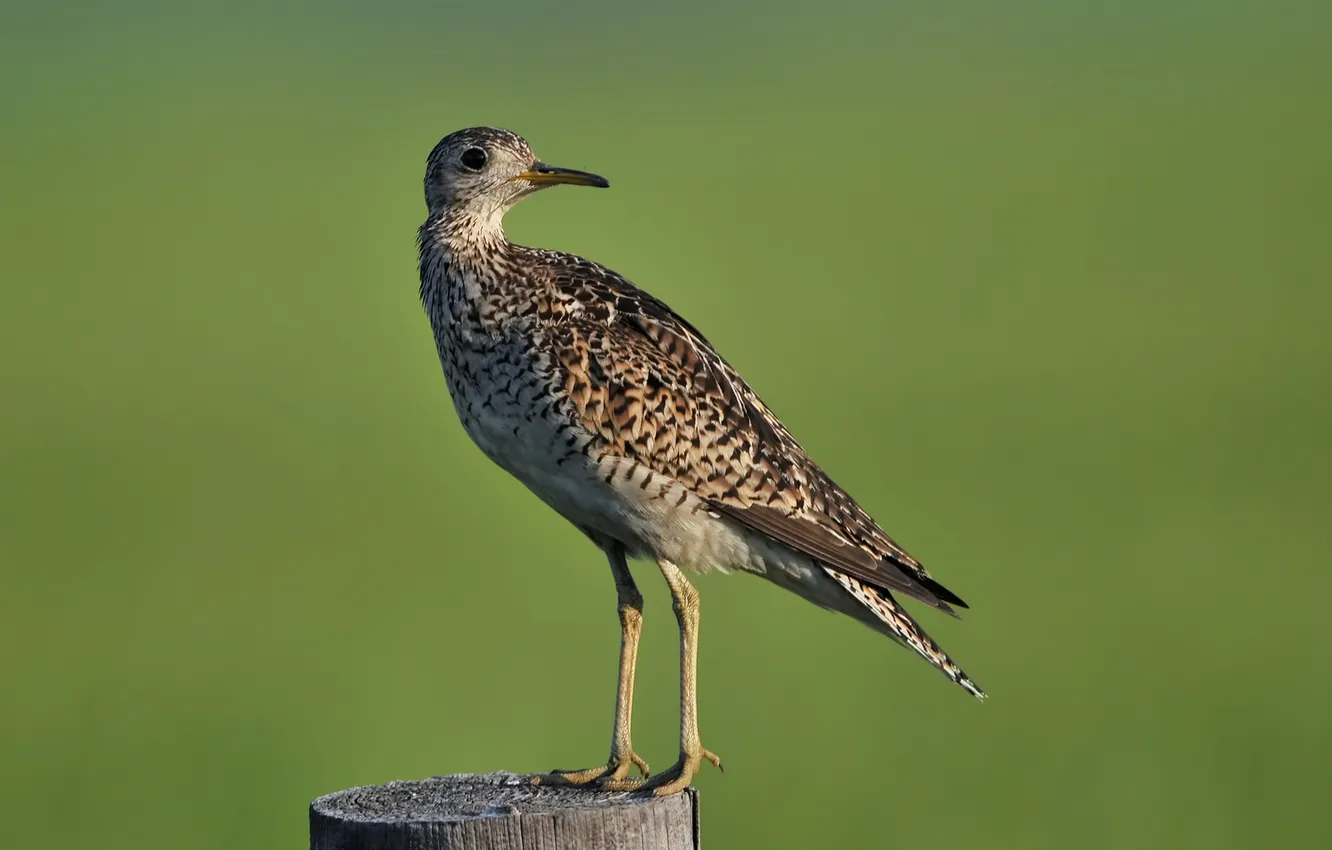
[416,127,982,788]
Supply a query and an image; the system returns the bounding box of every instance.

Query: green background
[3,2,1330,847]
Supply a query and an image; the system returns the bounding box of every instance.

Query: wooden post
[310,772,700,850]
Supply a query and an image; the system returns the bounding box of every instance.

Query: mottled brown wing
[550,265,967,615]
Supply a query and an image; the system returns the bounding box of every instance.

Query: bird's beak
[510,161,610,188]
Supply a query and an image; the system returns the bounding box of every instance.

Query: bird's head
[423,127,609,222]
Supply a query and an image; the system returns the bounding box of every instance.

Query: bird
[416,126,983,796]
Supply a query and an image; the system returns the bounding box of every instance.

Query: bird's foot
[531,750,650,787]
[597,746,722,796]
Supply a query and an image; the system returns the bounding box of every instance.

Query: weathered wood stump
[310,772,700,850]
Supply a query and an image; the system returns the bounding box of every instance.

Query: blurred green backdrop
[3,1,1330,848]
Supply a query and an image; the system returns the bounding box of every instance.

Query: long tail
[826,568,985,700]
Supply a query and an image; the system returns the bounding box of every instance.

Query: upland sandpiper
[416,127,983,796]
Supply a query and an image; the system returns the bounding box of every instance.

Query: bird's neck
[424,206,511,265]
[418,208,529,334]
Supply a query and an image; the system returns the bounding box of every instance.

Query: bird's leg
[533,544,650,785]
[600,559,722,795]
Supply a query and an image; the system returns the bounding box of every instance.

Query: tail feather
[827,568,985,700]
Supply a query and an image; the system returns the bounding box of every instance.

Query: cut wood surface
[310,772,700,850]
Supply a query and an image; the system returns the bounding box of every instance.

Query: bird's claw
[531,750,650,786]
[596,745,723,796]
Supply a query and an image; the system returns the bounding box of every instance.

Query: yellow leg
[533,544,649,785]
[601,559,722,795]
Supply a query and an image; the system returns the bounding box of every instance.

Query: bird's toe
[531,750,650,787]
[596,744,721,795]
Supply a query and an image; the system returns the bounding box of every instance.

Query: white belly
[466,400,832,594]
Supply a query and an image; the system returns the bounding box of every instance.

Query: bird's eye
[459,147,488,172]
